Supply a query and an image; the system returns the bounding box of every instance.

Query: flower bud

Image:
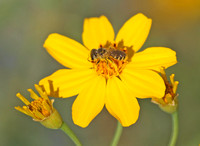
[152,68,179,113]
[15,84,63,129]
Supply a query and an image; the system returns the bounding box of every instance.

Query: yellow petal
[15,106,30,116]
[115,13,152,52]
[39,69,97,98]
[120,67,165,98]
[34,84,49,100]
[16,93,30,105]
[22,106,36,118]
[128,47,177,71]
[105,77,140,127]
[44,33,91,69]
[72,75,106,128]
[27,89,39,100]
[173,81,179,94]
[82,16,115,50]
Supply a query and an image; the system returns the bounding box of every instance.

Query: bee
[90,47,127,61]
[110,50,126,60]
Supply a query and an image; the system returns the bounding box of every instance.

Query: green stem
[60,122,82,146]
[111,121,123,146]
[168,111,179,146]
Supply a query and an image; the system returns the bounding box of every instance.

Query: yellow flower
[152,68,179,113]
[39,13,177,127]
[15,84,63,129]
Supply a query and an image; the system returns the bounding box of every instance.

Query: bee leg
[107,59,119,76]
[96,59,100,65]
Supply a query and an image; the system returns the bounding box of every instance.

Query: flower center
[89,41,129,79]
[28,97,52,120]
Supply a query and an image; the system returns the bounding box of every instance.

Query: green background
[1,0,200,145]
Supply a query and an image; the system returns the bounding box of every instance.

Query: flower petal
[105,77,140,127]
[115,13,152,52]
[128,47,177,71]
[39,69,97,98]
[43,33,91,69]
[120,67,165,98]
[72,75,106,128]
[82,16,115,50]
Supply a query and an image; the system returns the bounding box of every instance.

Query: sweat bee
[90,47,127,61]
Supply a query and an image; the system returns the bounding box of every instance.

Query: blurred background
[1,0,200,145]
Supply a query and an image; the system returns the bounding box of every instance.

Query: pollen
[28,97,52,119]
[89,42,129,79]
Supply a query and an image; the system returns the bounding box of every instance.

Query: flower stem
[168,111,179,146]
[60,122,82,146]
[111,121,123,146]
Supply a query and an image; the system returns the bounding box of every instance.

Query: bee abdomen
[110,50,126,60]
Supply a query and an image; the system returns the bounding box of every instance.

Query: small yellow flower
[15,84,62,129]
[152,68,179,113]
[39,13,177,127]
